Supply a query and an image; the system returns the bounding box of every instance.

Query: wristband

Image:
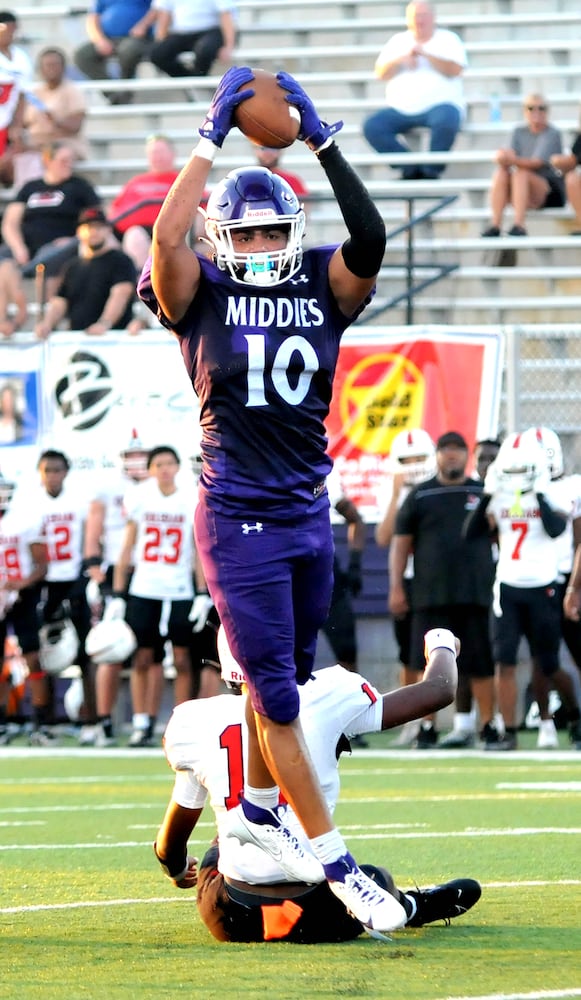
[153,841,189,881]
[191,138,218,162]
[424,628,456,657]
[82,556,101,571]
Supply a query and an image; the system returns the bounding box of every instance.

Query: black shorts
[196,844,368,943]
[0,585,42,655]
[126,596,191,650]
[392,579,413,666]
[409,604,494,678]
[41,578,91,670]
[491,582,561,676]
[189,604,220,673]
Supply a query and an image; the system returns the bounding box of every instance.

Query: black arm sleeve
[536,494,568,538]
[463,493,492,540]
[316,142,386,278]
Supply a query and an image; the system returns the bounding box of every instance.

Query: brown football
[234,69,301,149]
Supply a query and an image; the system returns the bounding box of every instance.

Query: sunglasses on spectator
[525,104,547,111]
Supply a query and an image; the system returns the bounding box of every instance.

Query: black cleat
[414,723,438,749]
[405,878,481,927]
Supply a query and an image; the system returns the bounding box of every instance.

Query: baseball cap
[436,431,468,450]
[77,206,110,228]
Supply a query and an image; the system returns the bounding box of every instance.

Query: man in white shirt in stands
[149,0,237,79]
[363,1,467,180]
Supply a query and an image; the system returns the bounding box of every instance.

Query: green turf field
[1,739,580,1000]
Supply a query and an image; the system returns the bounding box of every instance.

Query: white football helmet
[39,619,79,675]
[119,428,150,482]
[204,167,305,287]
[389,429,437,484]
[85,619,137,665]
[496,431,547,492]
[217,626,246,690]
[522,426,564,480]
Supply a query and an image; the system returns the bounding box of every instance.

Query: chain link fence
[500,324,581,472]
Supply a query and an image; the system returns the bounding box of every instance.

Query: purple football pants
[194,498,334,722]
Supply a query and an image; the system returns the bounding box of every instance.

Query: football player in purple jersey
[137,67,401,935]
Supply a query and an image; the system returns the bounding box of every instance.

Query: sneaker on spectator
[537,719,558,749]
[0,725,15,746]
[226,804,324,883]
[414,722,438,749]
[439,729,475,749]
[29,727,58,747]
[325,852,408,933]
[406,878,482,926]
[128,727,153,748]
[391,720,421,747]
[94,723,118,748]
[78,725,97,746]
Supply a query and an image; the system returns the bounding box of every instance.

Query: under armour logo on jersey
[289,274,309,284]
[241,522,263,534]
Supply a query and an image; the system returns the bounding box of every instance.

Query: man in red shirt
[109,134,180,271]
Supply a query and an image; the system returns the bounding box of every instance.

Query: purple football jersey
[138,248,371,519]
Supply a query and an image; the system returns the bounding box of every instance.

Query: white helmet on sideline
[389,428,437,484]
[63,676,84,721]
[39,619,79,675]
[85,619,137,665]
[217,626,246,689]
[522,426,564,480]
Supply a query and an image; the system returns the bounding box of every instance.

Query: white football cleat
[326,854,408,933]
[225,804,325,883]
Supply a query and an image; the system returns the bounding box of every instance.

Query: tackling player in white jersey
[0,471,49,745]
[465,431,581,750]
[154,626,481,943]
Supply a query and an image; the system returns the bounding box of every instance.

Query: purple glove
[199,66,255,148]
[277,71,343,150]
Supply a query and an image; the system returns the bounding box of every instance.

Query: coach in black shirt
[388,431,498,748]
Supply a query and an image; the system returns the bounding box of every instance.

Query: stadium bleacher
[8,0,581,325]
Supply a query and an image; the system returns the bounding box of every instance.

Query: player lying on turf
[154,628,481,942]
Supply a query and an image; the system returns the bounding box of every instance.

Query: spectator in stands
[0,142,101,319]
[149,0,238,79]
[481,94,565,237]
[0,11,34,188]
[108,134,180,272]
[550,125,581,235]
[34,206,136,339]
[388,431,498,748]
[362,2,467,180]
[22,48,88,167]
[74,0,157,105]
[255,146,309,199]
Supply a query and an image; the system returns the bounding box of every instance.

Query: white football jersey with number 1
[163,665,383,884]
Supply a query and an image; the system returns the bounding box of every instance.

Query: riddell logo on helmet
[243,208,277,219]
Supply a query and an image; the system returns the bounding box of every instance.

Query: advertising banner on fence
[326,326,504,520]
[0,326,503,518]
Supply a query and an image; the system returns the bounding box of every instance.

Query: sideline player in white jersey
[375,428,436,747]
[113,445,207,747]
[522,427,581,747]
[464,431,581,751]
[35,449,93,736]
[0,471,49,745]
[154,626,480,943]
[83,430,151,747]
